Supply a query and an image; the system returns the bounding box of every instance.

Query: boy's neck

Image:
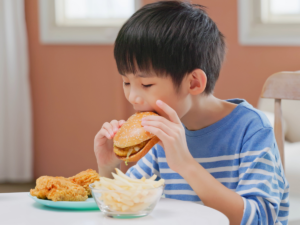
[181,95,237,131]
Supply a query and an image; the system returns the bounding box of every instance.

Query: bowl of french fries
[90,168,165,218]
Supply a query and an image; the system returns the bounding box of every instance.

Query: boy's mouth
[135,109,159,115]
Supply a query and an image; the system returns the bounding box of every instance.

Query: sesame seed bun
[113,112,160,162]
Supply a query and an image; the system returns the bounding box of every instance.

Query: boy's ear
[188,69,207,95]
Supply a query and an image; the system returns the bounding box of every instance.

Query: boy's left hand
[141,100,193,173]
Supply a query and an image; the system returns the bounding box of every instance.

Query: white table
[0,192,229,225]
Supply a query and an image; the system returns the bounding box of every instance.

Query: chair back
[261,71,300,169]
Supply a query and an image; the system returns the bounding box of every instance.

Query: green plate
[29,194,99,210]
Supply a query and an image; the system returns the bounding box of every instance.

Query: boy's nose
[128,93,144,105]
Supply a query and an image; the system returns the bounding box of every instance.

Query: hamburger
[113,112,160,164]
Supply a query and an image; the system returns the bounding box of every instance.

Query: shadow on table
[100,209,175,225]
[101,215,159,225]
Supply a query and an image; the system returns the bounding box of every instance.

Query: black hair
[114,0,226,94]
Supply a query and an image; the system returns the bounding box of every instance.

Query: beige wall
[25,0,300,178]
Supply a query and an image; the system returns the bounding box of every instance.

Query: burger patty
[114,139,149,157]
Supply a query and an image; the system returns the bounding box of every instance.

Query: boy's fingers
[143,125,170,143]
[102,122,114,137]
[94,129,111,146]
[142,115,174,128]
[118,120,126,127]
[156,100,181,124]
[110,120,119,133]
[98,119,125,141]
[142,120,174,136]
[100,128,112,139]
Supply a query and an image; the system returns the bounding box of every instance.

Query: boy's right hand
[94,119,126,170]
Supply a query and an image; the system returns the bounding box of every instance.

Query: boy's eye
[123,82,130,86]
[142,84,153,88]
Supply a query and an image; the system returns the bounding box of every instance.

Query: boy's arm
[182,128,289,225]
[97,161,137,178]
[181,160,244,225]
[97,158,139,178]
[234,128,289,225]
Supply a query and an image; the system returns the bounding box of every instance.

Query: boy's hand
[94,120,125,170]
[141,100,193,173]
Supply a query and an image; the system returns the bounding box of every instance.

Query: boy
[94,1,289,224]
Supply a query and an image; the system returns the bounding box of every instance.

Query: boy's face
[122,72,192,119]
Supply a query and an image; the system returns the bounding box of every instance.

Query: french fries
[93,168,164,213]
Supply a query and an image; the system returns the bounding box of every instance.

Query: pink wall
[25,0,300,178]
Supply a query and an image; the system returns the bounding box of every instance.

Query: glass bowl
[89,183,164,218]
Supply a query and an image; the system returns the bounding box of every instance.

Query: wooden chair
[261,71,300,170]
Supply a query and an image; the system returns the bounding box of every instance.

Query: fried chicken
[30,176,88,202]
[30,169,100,201]
[68,169,100,196]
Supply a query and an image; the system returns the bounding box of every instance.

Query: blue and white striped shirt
[126,99,289,225]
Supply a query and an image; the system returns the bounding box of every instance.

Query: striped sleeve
[125,145,161,180]
[236,128,289,225]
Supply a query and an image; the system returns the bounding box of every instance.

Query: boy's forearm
[180,159,244,225]
[98,161,137,178]
[97,164,120,178]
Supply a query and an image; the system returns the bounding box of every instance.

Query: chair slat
[274,99,285,170]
